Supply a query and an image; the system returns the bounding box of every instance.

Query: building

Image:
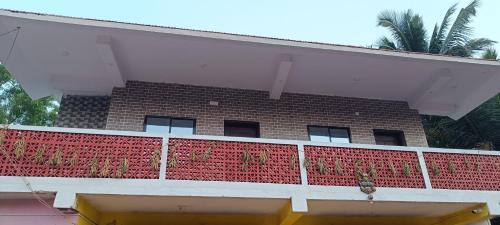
[0,9,500,225]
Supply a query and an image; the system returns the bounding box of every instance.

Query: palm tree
[376,10,428,52]
[482,48,498,60]
[376,0,499,150]
[422,94,500,150]
[377,0,496,57]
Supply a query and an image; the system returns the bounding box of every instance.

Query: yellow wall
[296,215,440,225]
[96,213,445,225]
[75,196,101,225]
[99,212,278,225]
[93,209,488,225]
[75,196,489,225]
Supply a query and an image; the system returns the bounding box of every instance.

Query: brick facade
[103,81,428,147]
[55,95,110,129]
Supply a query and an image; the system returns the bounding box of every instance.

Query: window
[373,129,406,146]
[144,116,195,135]
[308,126,351,143]
[224,121,260,138]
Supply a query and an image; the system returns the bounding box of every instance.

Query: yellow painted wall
[95,212,487,225]
[296,215,440,225]
[99,212,278,225]
[75,196,101,225]
[75,195,489,225]
[97,213,444,225]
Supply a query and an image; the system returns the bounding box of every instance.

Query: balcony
[0,125,499,225]
[0,127,162,179]
[1,125,499,191]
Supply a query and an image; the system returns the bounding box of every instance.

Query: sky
[0,0,499,52]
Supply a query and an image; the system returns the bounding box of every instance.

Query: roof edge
[1,9,499,66]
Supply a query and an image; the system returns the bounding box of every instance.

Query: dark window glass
[374,130,406,146]
[308,127,330,142]
[170,119,195,135]
[329,128,350,143]
[224,121,260,138]
[145,117,170,134]
[144,116,195,135]
[308,126,351,143]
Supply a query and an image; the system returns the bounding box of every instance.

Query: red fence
[166,139,301,184]
[4,126,500,191]
[0,129,162,179]
[304,146,425,188]
[424,152,500,191]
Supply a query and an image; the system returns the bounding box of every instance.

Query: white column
[297,144,308,186]
[159,135,169,180]
[417,150,433,189]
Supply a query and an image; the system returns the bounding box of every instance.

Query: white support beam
[53,191,77,212]
[96,35,125,87]
[270,56,293,100]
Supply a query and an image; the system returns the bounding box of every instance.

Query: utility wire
[0,30,97,225]
[0,126,77,225]
[3,27,20,66]
[0,27,19,38]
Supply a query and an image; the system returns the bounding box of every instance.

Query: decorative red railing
[424,152,500,191]
[3,126,500,192]
[304,146,426,188]
[166,138,301,184]
[0,129,162,179]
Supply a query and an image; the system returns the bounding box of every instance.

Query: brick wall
[105,81,428,147]
[55,95,110,129]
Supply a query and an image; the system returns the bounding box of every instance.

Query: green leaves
[0,65,58,126]
[422,94,500,150]
[377,0,496,57]
[440,0,480,54]
[429,3,458,54]
[482,48,498,60]
[376,37,397,50]
[380,1,499,150]
[376,9,427,52]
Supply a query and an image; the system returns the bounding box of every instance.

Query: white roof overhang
[0,10,499,119]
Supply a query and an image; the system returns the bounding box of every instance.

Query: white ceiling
[0,10,499,119]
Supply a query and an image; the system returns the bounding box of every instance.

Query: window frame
[307,125,352,143]
[373,129,407,146]
[143,115,196,135]
[224,120,260,138]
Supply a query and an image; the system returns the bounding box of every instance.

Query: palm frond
[377,10,427,52]
[406,13,428,52]
[376,37,397,50]
[440,0,481,55]
[429,3,458,54]
[377,10,411,51]
[446,38,496,57]
[464,38,496,51]
[445,46,469,56]
[482,48,498,60]
[429,24,440,54]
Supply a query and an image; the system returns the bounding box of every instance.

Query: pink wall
[0,198,77,225]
